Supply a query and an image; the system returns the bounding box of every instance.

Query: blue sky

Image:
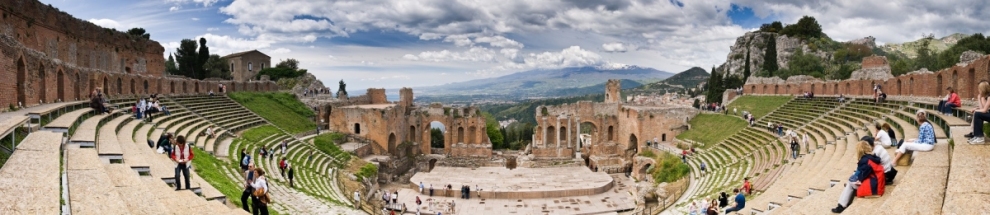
[42,0,990,91]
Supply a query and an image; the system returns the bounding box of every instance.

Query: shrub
[355,163,378,181]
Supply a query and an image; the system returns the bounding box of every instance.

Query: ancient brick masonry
[0,0,276,110]
[744,55,990,100]
[533,79,699,179]
[326,88,493,158]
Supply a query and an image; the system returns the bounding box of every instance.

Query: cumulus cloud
[602,42,628,53]
[188,34,275,56]
[87,18,121,29]
[191,17,200,21]
[521,46,605,69]
[169,6,180,12]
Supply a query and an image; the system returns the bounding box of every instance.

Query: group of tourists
[702,102,724,112]
[697,180,749,215]
[133,94,170,122]
[89,88,115,114]
[240,163,270,215]
[302,88,330,97]
[802,91,815,99]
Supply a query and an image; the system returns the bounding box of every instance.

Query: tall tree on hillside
[781,16,823,39]
[915,34,937,71]
[174,39,199,78]
[763,35,778,76]
[744,46,751,83]
[337,80,348,98]
[276,58,300,70]
[197,38,210,79]
[126,28,150,39]
[165,54,179,75]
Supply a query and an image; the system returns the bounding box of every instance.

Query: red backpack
[279,160,287,169]
[856,159,886,197]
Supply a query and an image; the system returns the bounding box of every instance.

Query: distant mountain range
[627,67,709,93]
[413,65,674,102]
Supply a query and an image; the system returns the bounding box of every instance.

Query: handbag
[253,187,271,204]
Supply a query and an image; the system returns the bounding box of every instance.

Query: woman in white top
[251,169,269,215]
[874,123,893,148]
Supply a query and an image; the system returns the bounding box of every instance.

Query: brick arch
[39,62,48,103]
[774,85,779,94]
[16,57,27,106]
[968,68,977,99]
[57,69,66,101]
[182,81,188,94]
[952,70,959,93]
[102,76,109,96]
[143,79,149,94]
[897,79,903,95]
[909,77,915,95]
[195,81,200,93]
[73,71,82,101]
[116,77,122,96]
[170,81,175,94]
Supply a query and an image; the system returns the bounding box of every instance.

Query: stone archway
[429,159,438,172]
[182,82,188,94]
[628,134,638,151]
[16,57,26,106]
[74,73,81,100]
[354,123,361,134]
[559,126,567,144]
[130,78,136,95]
[57,70,65,102]
[388,133,397,155]
[195,82,200,93]
[170,81,175,94]
[607,126,614,142]
[39,63,47,103]
[116,77,122,96]
[457,127,465,143]
[103,77,109,95]
[969,69,977,98]
[468,126,477,144]
[546,126,556,145]
[427,121,447,153]
[936,74,943,96]
[143,80,149,94]
[638,164,652,180]
[408,126,416,142]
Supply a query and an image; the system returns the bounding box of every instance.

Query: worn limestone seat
[66,147,131,215]
[69,110,122,147]
[97,115,130,163]
[26,101,88,123]
[0,131,62,214]
[42,108,92,133]
[0,115,30,146]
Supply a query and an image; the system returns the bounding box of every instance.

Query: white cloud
[521,46,605,69]
[166,0,219,7]
[474,36,524,49]
[500,48,519,59]
[602,42,628,53]
[169,6,180,12]
[87,18,121,29]
[207,28,219,31]
[327,55,335,59]
[404,47,497,62]
[187,34,275,56]
[270,48,291,54]
[191,17,199,21]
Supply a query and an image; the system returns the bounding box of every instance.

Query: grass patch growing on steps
[228,92,316,134]
[312,133,352,167]
[639,150,690,184]
[727,95,792,119]
[677,114,747,148]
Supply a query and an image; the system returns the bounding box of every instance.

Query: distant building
[222,50,271,82]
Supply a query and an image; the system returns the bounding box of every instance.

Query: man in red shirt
[172,135,194,190]
[939,87,961,115]
[742,177,752,195]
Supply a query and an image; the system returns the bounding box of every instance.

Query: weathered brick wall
[743,56,990,100]
[0,0,276,110]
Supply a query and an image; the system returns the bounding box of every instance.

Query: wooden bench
[0,131,62,214]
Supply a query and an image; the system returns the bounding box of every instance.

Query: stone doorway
[16,58,26,106]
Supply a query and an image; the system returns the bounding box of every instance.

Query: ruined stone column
[575,116,581,148]
[555,117,561,148]
[567,116,572,149]
[541,117,547,147]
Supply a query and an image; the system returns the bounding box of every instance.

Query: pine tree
[165,54,179,75]
[763,35,778,77]
[744,46,751,83]
[197,38,210,79]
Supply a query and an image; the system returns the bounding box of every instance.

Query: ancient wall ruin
[744,55,990,100]
[533,79,699,173]
[326,88,493,158]
[0,0,276,110]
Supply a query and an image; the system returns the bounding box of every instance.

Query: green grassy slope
[228,92,316,134]
[727,95,792,119]
[676,114,747,147]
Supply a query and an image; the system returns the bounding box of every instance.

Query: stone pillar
[555,118,561,148]
[541,117,547,147]
[567,116,572,148]
[575,116,581,148]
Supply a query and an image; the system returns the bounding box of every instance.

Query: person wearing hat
[862,136,897,184]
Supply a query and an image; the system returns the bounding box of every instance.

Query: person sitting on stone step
[723,188,745,213]
[862,136,897,184]
[894,110,937,162]
[967,81,990,144]
[831,140,884,213]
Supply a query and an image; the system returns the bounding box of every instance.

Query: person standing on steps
[241,164,256,212]
[287,163,295,188]
[251,169,270,215]
[279,157,287,178]
[790,135,800,159]
[354,191,361,208]
[171,135,194,191]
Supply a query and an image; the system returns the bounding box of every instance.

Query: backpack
[280,160,287,169]
[242,156,251,166]
[856,159,886,197]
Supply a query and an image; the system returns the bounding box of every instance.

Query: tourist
[700,162,706,175]
[205,126,215,138]
[777,124,784,137]
[281,140,288,154]
[241,163,256,212]
[733,107,737,115]
[717,192,729,208]
[939,87,961,115]
[144,99,159,122]
[873,83,883,103]
[839,94,845,102]
[415,196,422,207]
[241,152,251,171]
[279,157,287,177]
[790,134,800,159]
[689,201,699,215]
[259,148,267,159]
[209,89,215,97]
[969,81,990,144]
[883,123,901,147]
[742,177,751,195]
[863,136,897,184]
[894,110,937,163]
[172,135,194,191]
[269,146,276,160]
[219,83,224,94]
[420,182,425,194]
[831,140,884,213]
[287,163,295,188]
[965,80,990,139]
[90,88,108,114]
[429,184,434,197]
[137,98,146,119]
[353,191,361,208]
[767,122,773,132]
[707,198,720,215]
[723,188,745,213]
[803,133,811,153]
[874,124,892,148]
[156,133,172,154]
[392,191,398,204]
[251,169,270,215]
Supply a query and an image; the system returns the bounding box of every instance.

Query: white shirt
[138,99,147,111]
[252,176,268,194]
[873,144,894,173]
[875,130,892,147]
